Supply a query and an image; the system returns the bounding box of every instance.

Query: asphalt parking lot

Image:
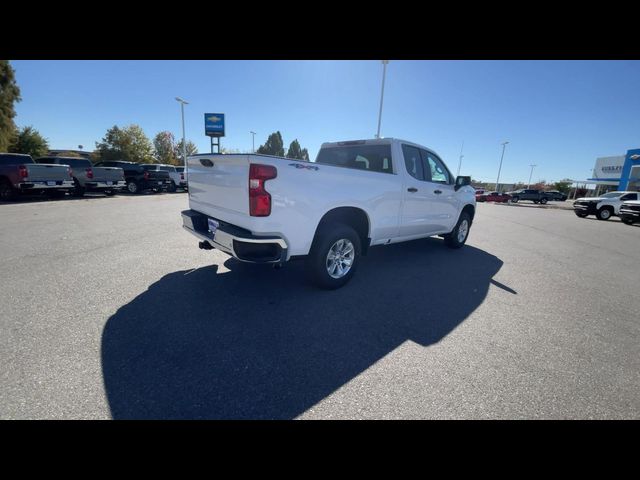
[1,195,638,419]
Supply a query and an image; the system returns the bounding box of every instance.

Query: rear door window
[315,144,393,174]
[402,145,425,181]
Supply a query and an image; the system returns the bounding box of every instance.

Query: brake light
[249,164,277,217]
[144,171,150,180]
[18,165,28,178]
[86,168,93,179]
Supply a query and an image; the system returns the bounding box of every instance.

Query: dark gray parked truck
[36,156,126,197]
[508,189,550,204]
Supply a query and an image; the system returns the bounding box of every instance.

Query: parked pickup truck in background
[145,164,186,192]
[507,189,550,204]
[574,191,639,220]
[36,156,126,197]
[619,200,640,225]
[182,138,476,289]
[0,153,74,201]
[175,166,188,191]
[543,190,568,201]
[94,161,171,194]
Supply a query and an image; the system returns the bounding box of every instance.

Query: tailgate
[187,154,250,216]
[93,167,124,182]
[26,164,70,182]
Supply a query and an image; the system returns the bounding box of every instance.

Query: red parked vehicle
[477,191,512,203]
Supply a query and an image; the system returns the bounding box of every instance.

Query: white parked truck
[573,191,639,220]
[181,138,476,289]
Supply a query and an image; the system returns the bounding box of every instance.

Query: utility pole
[527,164,537,189]
[456,141,464,176]
[250,131,256,153]
[376,60,389,138]
[495,141,509,192]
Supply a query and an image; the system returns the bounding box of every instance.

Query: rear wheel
[597,207,612,220]
[540,197,548,204]
[444,211,472,249]
[0,179,17,201]
[71,179,85,197]
[306,224,361,290]
[511,197,519,203]
[167,181,177,193]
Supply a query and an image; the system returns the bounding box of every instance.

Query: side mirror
[455,175,471,191]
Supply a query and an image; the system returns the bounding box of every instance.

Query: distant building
[47,149,93,159]
[587,149,640,192]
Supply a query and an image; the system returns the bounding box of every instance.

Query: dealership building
[587,148,640,194]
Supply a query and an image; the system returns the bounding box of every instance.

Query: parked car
[508,189,550,204]
[544,190,568,201]
[478,191,511,203]
[574,191,639,220]
[182,138,476,289]
[0,153,75,201]
[145,164,187,192]
[175,166,188,191]
[36,156,126,197]
[619,200,640,225]
[93,161,171,194]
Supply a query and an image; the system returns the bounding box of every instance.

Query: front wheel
[306,224,361,290]
[444,211,472,249]
[597,208,612,220]
[127,181,139,194]
[540,197,548,204]
[167,182,177,193]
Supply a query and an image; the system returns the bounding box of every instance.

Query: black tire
[0,179,17,201]
[540,197,548,204]
[443,211,472,249]
[167,182,177,193]
[511,197,519,203]
[597,207,612,221]
[71,179,85,197]
[306,224,361,290]
[105,190,116,196]
[126,181,139,194]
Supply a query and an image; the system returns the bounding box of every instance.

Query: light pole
[250,131,256,153]
[456,141,465,176]
[175,97,189,170]
[527,164,537,189]
[495,141,509,192]
[376,60,389,139]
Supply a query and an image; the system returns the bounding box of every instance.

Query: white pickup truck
[181,138,476,289]
[573,191,639,220]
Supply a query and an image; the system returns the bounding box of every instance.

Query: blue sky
[10,60,640,183]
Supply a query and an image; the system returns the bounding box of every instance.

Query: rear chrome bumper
[86,180,126,190]
[181,209,288,263]
[19,180,75,190]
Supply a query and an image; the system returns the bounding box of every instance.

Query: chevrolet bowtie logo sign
[204,113,225,138]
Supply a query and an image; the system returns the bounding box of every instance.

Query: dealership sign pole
[205,113,225,153]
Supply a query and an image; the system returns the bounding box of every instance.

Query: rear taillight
[18,165,28,178]
[86,168,93,179]
[144,171,150,180]
[249,164,277,217]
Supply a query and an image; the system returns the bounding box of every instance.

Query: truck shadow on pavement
[101,237,505,419]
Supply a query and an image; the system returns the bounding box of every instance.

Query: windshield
[600,192,624,198]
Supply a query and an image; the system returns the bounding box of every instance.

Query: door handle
[407,187,418,193]
[434,189,443,194]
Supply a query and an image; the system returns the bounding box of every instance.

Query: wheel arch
[313,206,372,255]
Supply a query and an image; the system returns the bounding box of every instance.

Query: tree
[175,139,198,164]
[552,179,573,194]
[153,131,178,165]
[257,131,284,157]
[9,126,49,158]
[95,124,154,163]
[0,60,21,151]
[286,139,310,161]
